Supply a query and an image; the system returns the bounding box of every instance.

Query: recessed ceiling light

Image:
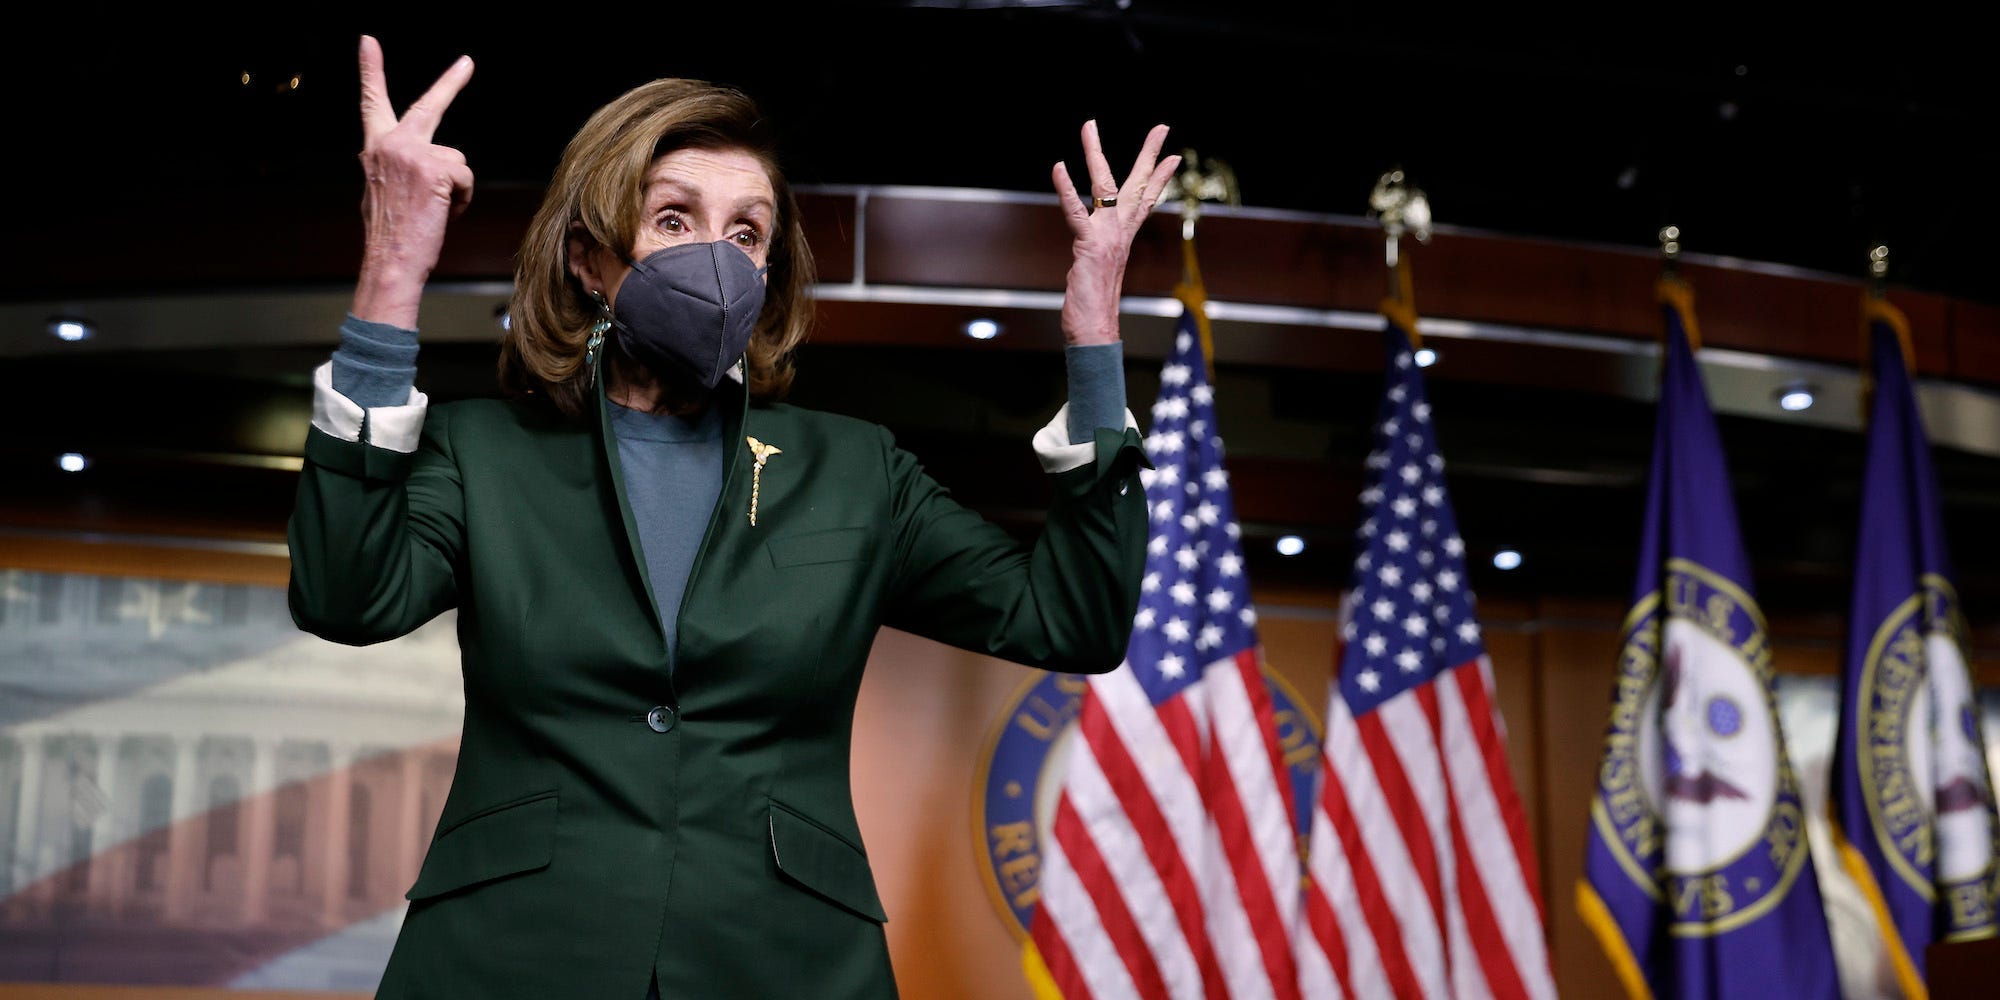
[1275,535,1305,556]
[963,318,1001,341]
[49,318,93,342]
[1492,549,1523,571]
[1775,384,1816,412]
[58,453,89,473]
[1414,348,1438,368]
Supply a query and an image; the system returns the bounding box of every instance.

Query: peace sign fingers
[358,34,474,144]
[350,35,479,330]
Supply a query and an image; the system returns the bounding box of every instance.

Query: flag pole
[1304,164,1562,1000]
[1859,244,1915,423]
[1865,244,1916,370]
[1163,148,1239,372]
[1655,224,1702,351]
[1367,168,1430,341]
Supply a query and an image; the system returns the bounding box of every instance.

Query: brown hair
[500,79,814,418]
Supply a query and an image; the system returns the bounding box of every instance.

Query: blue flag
[1578,279,1838,999]
[1830,299,2000,998]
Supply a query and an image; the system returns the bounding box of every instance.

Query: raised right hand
[350,34,475,329]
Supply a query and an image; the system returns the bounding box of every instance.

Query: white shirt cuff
[310,361,429,455]
[1032,404,1140,474]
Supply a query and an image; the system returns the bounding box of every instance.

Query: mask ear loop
[585,290,612,390]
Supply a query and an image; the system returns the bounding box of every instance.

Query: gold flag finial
[1368,167,1433,272]
[1868,243,1891,297]
[1160,148,1241,243]
[1161,148,1239,364]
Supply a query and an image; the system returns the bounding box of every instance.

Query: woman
[288,35,1176,999]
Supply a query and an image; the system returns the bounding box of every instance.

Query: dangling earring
[585,290,611,389]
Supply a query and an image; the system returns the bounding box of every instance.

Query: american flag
[1027,297,1303,1000]
[1295,312,1556,1000]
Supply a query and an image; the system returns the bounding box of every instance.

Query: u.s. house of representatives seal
[1593,559,1812,934]
[975,669,1324,937]
[1858,575,1999,936]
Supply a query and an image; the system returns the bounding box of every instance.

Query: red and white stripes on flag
[1298,659,1553,1000]
[1026,297,1303,1000]
[1035,652,1304,1000]
[1294,311,1554,1000]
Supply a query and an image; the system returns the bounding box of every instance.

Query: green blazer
[286,372,1147,999]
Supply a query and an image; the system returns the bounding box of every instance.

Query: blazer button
[646,705,677,733]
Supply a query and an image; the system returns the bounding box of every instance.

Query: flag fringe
[1655,277,1703,351]
[1827,817,1928,1000]
[1863,296,1917,375]
[1381,253,1421,342]
[1021,939,1067,1000]
[1177,239,1216,368]
[1380,297,1421,345]
[1575,878,1656,1000]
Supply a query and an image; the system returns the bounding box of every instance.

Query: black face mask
[609,240,770,390]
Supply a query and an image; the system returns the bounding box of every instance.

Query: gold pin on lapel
[746,436,782,526]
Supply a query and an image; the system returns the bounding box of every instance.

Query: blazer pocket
[768,801,887,923]
[765,525,873,569]
[405,789,558,901]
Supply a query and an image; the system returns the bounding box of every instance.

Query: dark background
[10,4,1993,300]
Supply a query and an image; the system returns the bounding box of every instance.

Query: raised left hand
[1051,121,1181,346]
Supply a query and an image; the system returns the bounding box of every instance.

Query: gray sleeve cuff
[331,313,421,409]
[1064,342,1127,446]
